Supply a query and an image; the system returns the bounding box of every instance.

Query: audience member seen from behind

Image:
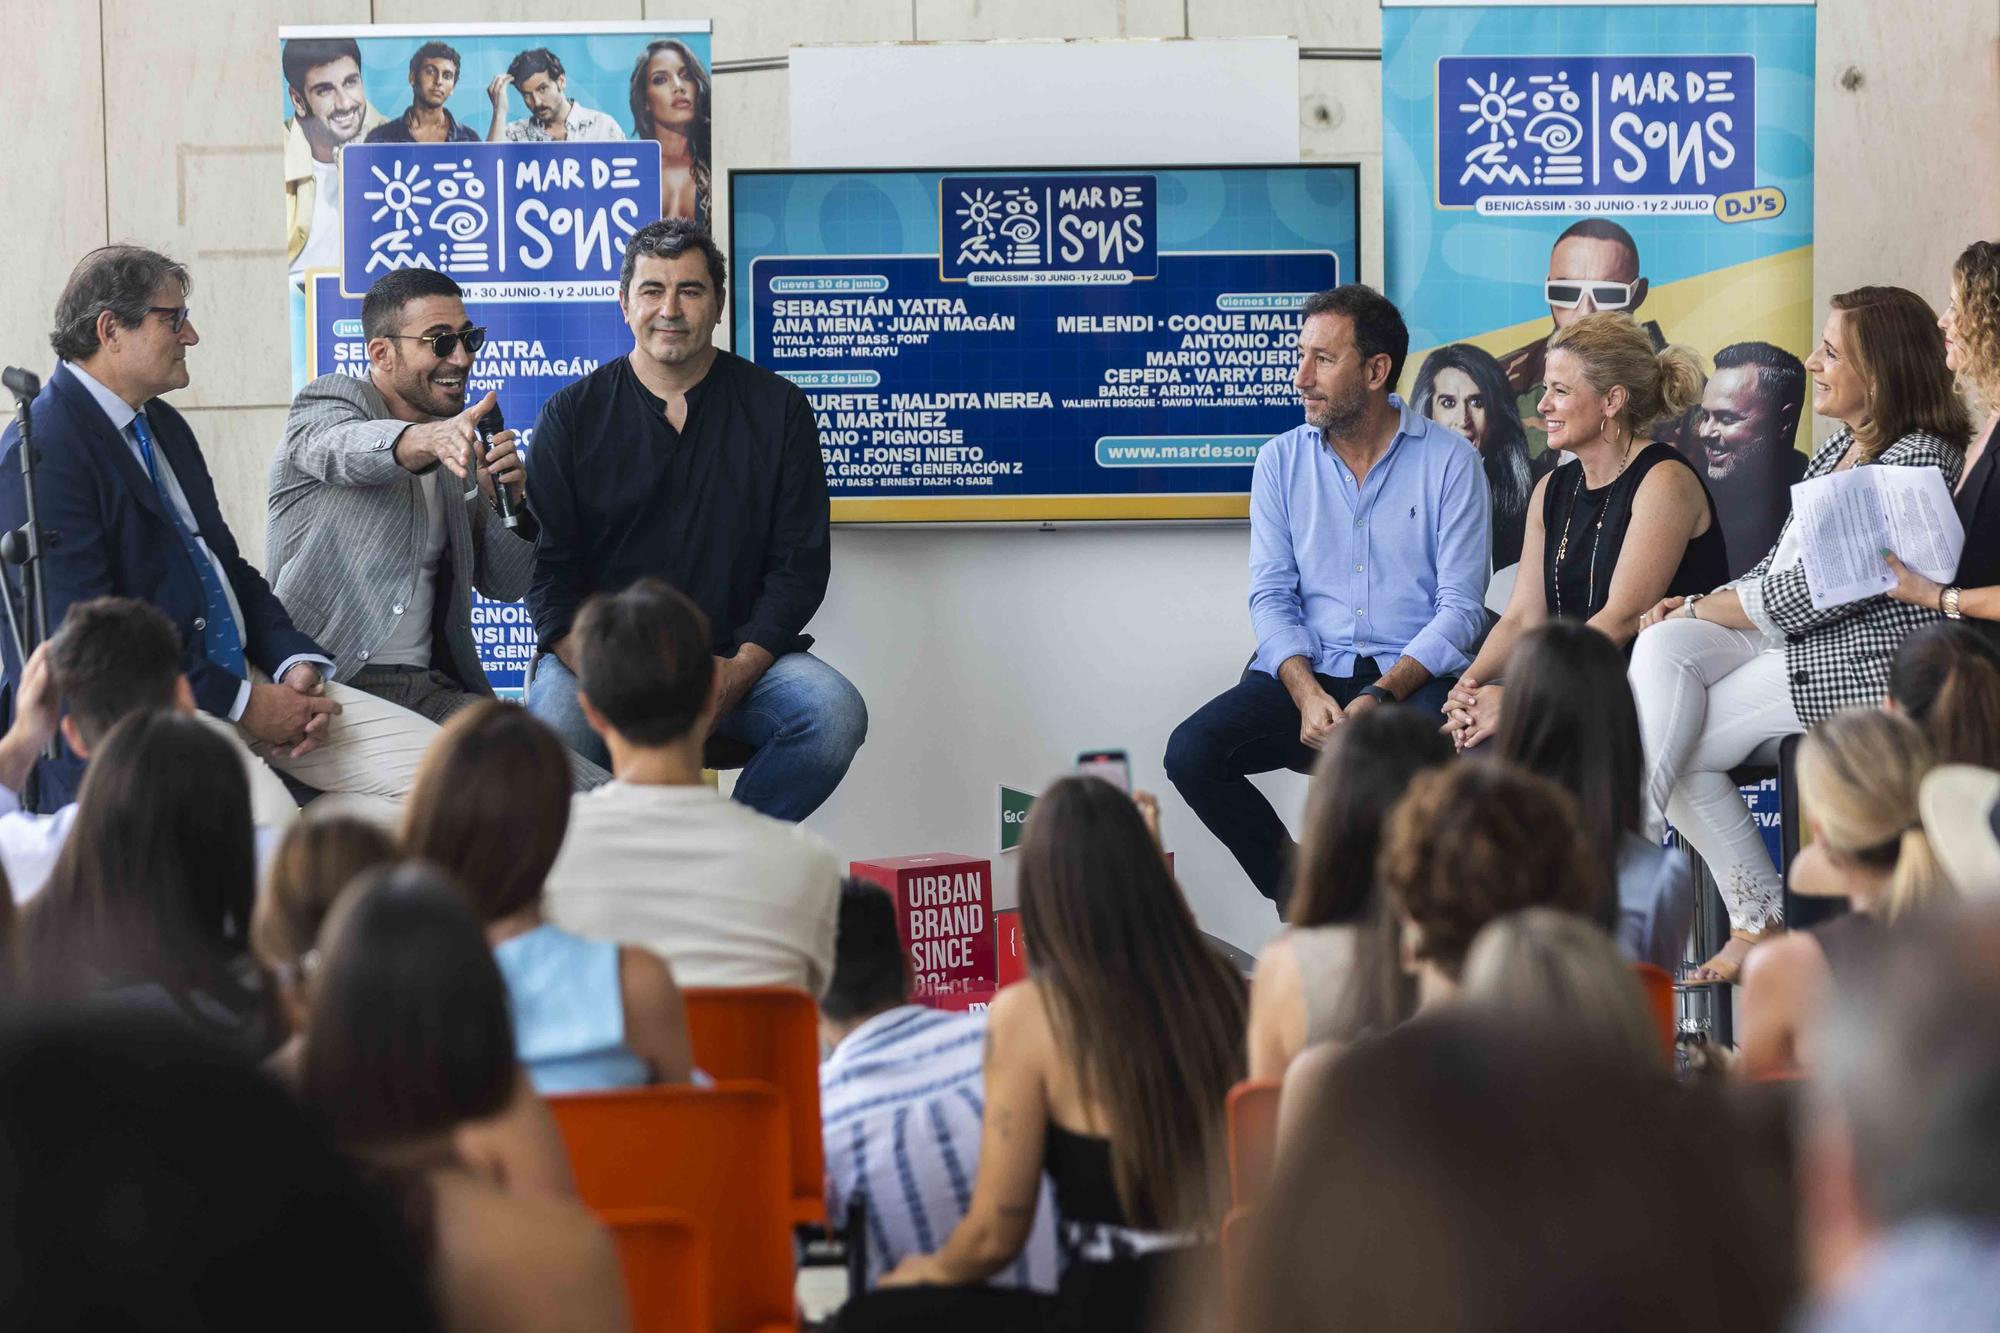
[858,777,1246,1333]
[819,879,1060,1293]
[1493,619,1695,969]
[543,578,839,995]
[300,865,627,1333]
[1630,286,1970,983]
[404,700,693,1092]
[1279,760,1601,1136]
[1458,908,1665,1072]
[0,597,207,904]
[19,712,271,1056]
[253,816,396,1071]
[1886,623,2000,768]
[1882,240,2000,639]
[1236,1016,1792,1333]
[1445,311,1722,751]
[1798,907,2000,1330]
[1410,342,1554,571]
[1379,761,1601,1008]
[1739,711,1955,1079]
[0,1009,436,1331]
[1245,707,1452,1080]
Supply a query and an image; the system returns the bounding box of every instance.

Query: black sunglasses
[147,305,193,334]
[386,326,488,359]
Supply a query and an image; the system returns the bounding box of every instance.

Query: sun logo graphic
[1459,72,1528,148]
[360,156,496,275]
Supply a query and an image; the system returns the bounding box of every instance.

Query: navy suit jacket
[0,364,324,803]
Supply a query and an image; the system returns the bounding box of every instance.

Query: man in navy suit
[0,245,437,817]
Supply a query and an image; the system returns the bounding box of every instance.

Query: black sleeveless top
[1541,442,1730,622]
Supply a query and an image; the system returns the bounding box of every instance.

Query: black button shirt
[526,349,830,656]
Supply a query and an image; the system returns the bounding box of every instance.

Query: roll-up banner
[278,20,712,690]
[1383,0,1815,870]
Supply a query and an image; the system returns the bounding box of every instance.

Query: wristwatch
[1359,684,1397,705]
[1943,586,1964,620]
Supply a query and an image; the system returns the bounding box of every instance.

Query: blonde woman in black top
[1444,312,1721,750]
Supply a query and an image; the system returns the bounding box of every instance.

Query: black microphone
[475,405,519,530]
[2,367,40,402]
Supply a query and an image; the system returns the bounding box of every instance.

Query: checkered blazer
[1731,427,1964,726]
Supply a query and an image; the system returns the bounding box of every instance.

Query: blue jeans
[1164,660,1453,907]
[528,650,867,822]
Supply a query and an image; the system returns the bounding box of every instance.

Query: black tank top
[1541,442,1730,621]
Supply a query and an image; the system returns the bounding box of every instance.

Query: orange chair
[1220,1204,1255,1322]
[552,1082,795,1333]
[682,986,826,1226]
[601,1206,709,1333]
[1225,1078,1283,1207]
[1631,962,1677,1064]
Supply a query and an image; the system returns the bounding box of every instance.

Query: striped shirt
[820,1005,1061,1291]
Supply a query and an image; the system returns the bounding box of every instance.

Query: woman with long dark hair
[870,777,1246,1332]
[1245,707,1452,1079]
[1631,286,1970,981]
[1443,313,1724,750]
[20,712,269,1053]
[300,865,627,1333]
[1887,621,2000,768]
[1411,342,1552,569]
[627,38,711,225]
[1493,620,1694,970]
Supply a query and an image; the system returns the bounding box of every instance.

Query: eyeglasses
[147,305,193,334]
[1544,280,1637,311]
[386,326,488,359]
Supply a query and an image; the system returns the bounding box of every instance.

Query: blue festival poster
[1384,0,1815,581]
[278,20,711,690]
[729,165,1362,523]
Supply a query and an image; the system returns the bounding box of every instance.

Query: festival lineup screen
[730,165,1362,523]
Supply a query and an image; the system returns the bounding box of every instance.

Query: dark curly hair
[1378,759,1599,980]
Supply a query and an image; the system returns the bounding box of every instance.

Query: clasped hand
[241,663,341,759]
[1440,677,1503,751]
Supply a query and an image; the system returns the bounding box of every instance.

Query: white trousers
[196,675,439,830]
[1628,619,1801,934]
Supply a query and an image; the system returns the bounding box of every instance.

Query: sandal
[1683,928,1770,987]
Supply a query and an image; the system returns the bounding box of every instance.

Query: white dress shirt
[64,363,331,719]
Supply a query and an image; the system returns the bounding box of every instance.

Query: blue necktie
[131,411,248,678]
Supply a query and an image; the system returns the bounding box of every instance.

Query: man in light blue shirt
[1166,285,1490,906]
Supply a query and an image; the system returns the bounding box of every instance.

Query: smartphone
[1076,749,1132,793]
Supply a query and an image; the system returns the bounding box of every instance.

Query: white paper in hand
[1793,465,1964,610]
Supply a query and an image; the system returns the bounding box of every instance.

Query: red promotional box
[850,853,997,1005]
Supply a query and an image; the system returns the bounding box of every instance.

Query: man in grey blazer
[267,268,608,786]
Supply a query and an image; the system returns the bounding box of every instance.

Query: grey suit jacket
[266,372,536,689]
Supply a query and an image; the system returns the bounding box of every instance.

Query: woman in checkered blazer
[1625,287,1971,983]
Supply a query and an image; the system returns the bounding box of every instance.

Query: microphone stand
[1,366,57,768]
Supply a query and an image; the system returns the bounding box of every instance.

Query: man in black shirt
[525,219,865,821]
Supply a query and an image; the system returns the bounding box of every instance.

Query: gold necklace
[1552,427,1637,617]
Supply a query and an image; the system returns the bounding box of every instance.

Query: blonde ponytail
[1546,312,1708,434]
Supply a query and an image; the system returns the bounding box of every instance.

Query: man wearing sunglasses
[1498,217,1672,455]
[265,269,605,788]
[0,246,440,818]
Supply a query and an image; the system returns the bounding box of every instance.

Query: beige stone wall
[3,0,1994,563]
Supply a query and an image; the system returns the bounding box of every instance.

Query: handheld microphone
[475,405,519,530]
[2,367,40,402]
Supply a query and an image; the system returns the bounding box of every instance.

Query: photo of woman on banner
[628,38,712,226]
[1411,343,1556,571]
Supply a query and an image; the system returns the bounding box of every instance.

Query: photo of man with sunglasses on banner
[1500,218,1695,460]
[266,269,610,790]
